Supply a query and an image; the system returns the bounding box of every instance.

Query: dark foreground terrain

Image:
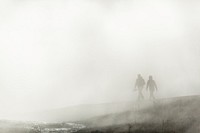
[76,95,200,133]
[0,95,200,133]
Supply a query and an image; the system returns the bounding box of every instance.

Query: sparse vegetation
[76,96,200,133]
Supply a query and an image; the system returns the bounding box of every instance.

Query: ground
[75,95,200,133]
[0,95,200,133]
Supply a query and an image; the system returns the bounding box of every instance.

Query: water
[0,120,86,133]
[42,123,86,133]
[31,122,86,133]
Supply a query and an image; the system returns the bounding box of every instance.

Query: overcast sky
[0,0,200,117]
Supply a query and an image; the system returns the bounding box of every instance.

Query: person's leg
[152,91,155,99]
[140,90,144,99]
[150,91,153,100]
[138,87,144,100]
[150,91,155,99]
[138,90,142,100]
[138,90,141,100]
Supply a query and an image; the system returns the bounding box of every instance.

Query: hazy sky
[0,0,200,116]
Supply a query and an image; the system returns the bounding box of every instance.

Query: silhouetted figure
[135,74,145,100]
[146,75,158,100]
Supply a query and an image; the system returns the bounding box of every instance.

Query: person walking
[135,74,145,100]
[146,75,158,100]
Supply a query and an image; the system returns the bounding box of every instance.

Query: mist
[0,0,200,119]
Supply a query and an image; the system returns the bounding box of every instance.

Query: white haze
[0,0,200,118]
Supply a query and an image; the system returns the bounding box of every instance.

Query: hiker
[135,74,145,100]
[146,75,158,100]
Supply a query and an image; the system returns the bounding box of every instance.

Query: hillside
[19,95,200,123]
[76,95,200,133]
[19,101,136,122]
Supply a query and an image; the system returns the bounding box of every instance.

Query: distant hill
[19,101,136,122]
